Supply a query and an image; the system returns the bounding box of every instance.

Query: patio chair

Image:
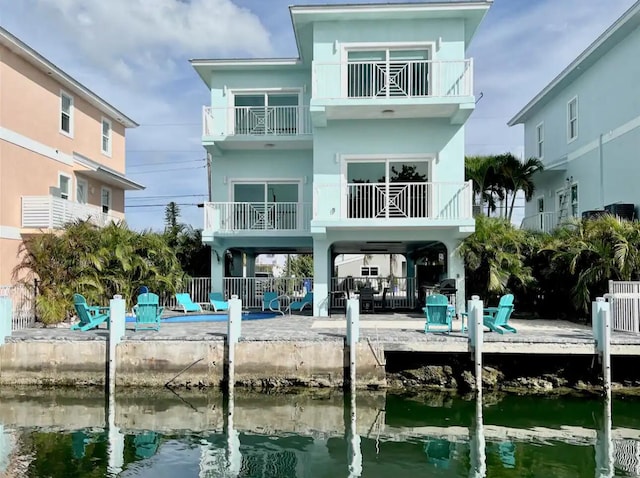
[72,294,110,331]
[209,292,229,312]
[461,294,516,334]
[423,294,454,333]
[484,294,516,334]
[132,292,163,331]
[289,292,313,313]
[262,291,286,315]
[175,293,203,314]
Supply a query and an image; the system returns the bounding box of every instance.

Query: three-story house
[0,27,143,284]
[192,1,491,316]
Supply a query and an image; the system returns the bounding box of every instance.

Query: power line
[138,122,200,126]
[127,165,206,175]
[126,194,207,201]
[127,158,205,169]
[126,203,201,208]
[127,150,204,153]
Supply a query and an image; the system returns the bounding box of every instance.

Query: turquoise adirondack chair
[262,291,284,315]
[175,293,203,314]
[484,294,516,334]
[72,294,110,331]
[209,292,229,312]
[289,292,313,313]
[133,293,163,331]
[423,294,454,333]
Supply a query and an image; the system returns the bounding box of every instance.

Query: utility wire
[126,193,208,200]
[127,159,206,170]
[126,203,201,208]
[127,165,206,175]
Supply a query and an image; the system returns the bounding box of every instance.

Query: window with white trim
[361,266,379,277]
[570,184,578,218]
[101,187,112,214]
[536,122,544,159]
[60,91,73,135]
[347,48,431,98]
[568,97,578,141]
[76,179,88,204]
[101,118,112,155]
[58,174,71,200]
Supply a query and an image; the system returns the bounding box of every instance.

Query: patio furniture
[134,432,160,459]
[209,292,229,312]
[461,294,516,334]
[175,293,203,314]
[424,439,451,469]
[132,292,163,331]
[72,294,110,331]
[423,294,454,333]
[359,287,375,313]
[328,290,348,317]
[262,291,287,315]
[289,292,313,313]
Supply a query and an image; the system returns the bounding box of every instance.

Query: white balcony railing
[314,181,473,221]
[21,196,119,229]
[313,59,473,100]
[202,106,312,137]
[204,202,312,233]
[521,212,557,233]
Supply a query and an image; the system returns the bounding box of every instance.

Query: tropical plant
[542,215,640,312]
[458,215,535,300]
[284,254,313,278]
[14,220,184,324]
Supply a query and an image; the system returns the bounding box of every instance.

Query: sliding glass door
[232,182,300,229]
[233,93,300,135]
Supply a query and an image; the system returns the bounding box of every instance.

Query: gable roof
[0,26,138,128]
[508,0,640,126]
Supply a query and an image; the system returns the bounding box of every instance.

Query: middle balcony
[202,105,313,150]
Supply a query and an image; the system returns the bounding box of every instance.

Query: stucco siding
[0,43,126,173]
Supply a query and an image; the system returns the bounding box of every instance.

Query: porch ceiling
[332,240,445,256]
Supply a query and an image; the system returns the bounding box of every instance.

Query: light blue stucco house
[510,1,640,233]
[191,1,492,316]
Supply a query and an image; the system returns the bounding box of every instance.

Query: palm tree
[497,154,544,220]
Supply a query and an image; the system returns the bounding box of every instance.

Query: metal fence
[607,281,640,333]
[0,284,36,331]
[162,277,212,309]
[224,277,313,309]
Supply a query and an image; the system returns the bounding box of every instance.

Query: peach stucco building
[0,27,143,285]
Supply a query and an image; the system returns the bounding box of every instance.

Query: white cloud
[31,0,273,81]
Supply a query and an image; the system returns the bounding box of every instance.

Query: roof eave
[508,1,640,127]
[0,27,138,128]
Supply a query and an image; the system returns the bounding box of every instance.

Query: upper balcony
[202,105,313,150]
[312,181,474,231]
[311,59,474,124]
[21,195,120,230]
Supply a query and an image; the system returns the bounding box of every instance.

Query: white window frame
[536,121,544,159]
[567,96,578,143]
[340,153,435,218]
[361,266,379,277]
[341,41,435,98]
[60,90,74,137]
[227,88,303,135]
[76,178,88,204]
[101,117,112,156]
[101,186,112,214]
[58,172,72,200]
[570,182,579,218]
[228,178,302,203]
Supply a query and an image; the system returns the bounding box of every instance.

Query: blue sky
[1,0,636,230]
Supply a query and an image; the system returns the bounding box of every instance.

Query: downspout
[599,133,605,209]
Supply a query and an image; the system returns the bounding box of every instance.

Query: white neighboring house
[510,1,640,233]
[335,254,407,290]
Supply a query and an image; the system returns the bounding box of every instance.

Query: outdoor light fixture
[382,109,395,114]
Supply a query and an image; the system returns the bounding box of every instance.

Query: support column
[245,252,256,278]
[212,248,225,294]
[445,240,465,313]
[231,250,243,278]
[406,256,416,309]
[313,238,330,317]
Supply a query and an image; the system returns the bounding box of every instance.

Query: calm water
[0,389,639,477]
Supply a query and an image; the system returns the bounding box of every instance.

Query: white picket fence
[607,281,640,333]
[0,284,36,331]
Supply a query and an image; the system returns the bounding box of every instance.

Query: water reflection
[0,389,639,477]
